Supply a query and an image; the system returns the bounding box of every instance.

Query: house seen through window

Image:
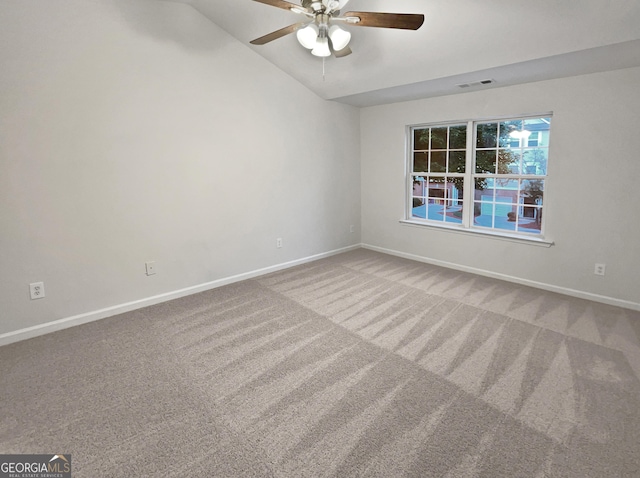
[409,115,551,238]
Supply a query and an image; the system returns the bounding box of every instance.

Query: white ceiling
[171,0,640,106]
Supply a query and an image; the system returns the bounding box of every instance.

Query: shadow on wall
[110,0,233,53]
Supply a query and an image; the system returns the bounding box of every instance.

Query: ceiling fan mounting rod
[316,13,329,28]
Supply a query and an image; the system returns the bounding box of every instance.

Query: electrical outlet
[276,238,283,248]
[594,263,606,276]
[30,282,45,300]
[145,261,156,276]
[350,225,355,233]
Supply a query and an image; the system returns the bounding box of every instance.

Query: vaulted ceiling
[169,0,640,106]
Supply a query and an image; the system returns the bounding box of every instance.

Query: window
[408,115,551,239]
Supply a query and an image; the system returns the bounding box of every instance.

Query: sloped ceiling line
[156,0,640,106]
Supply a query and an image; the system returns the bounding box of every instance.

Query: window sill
[399,219,554,247]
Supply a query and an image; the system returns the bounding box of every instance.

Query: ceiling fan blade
[252,0,310,13]
[334,46,352,58]
[250,22,306,45]
[343,11,425,30]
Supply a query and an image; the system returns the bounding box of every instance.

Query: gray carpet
[1,249,640,477]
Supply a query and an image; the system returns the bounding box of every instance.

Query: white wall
[361,67,640,308]
[0,0,361,338]
[3,0,638,344]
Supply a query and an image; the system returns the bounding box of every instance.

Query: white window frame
[402,114,553,247]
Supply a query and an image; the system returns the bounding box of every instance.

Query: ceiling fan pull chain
[322,56,326,81]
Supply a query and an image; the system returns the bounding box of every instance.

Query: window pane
[431,127,447,149]
[430,151,447,172]
[427,177,446,200]
[411,208,426,219]
[517,208,542,233]
[499,120,523,147]
[476,150,496,173]
[449,151,466,173]
[444,178,463,224]
[474,201,493,228]
[449,125,467,149]
[411,202,426,219]
[411,176,427,219]
[476,123,497,148]
[522,149,548,175]
[521,179,544,205]
[518,179,543,234]
[425,177,446,221]
[448,177,464,205]
[412,195,426,207]
[494,206,517,232]
[524,118,551,147]
[413,152,428,172]
[495,179,519,224]
[497,150,519,174]
[414,128,429,150]
[496,178,519,199]
[411,178,426,218]
[474,176,495,228]
[474,177,494,197]
[507,151,522,174]
[472,176,545,234]
[412,177,426,198]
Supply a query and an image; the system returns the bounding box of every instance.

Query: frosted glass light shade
[328,25,351,51]
[297,24,319,49]
[311,37,331,57]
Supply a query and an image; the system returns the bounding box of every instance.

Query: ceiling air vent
[456,79,495,89]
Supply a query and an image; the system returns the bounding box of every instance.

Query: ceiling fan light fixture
[296,23,319,49]
[311,36,331,57]
[249,0,425,60]
[328,25,351,51]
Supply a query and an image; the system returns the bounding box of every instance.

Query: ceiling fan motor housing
[303,0,337,14]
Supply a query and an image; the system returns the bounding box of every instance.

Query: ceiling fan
[249,0,424,58]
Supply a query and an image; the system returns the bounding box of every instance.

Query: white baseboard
[4,242,636,347]
[0,244,361,347]
[362,244,640,312]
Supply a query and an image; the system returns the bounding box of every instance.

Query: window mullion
[406,127,413,220]
[462,120,474,228]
